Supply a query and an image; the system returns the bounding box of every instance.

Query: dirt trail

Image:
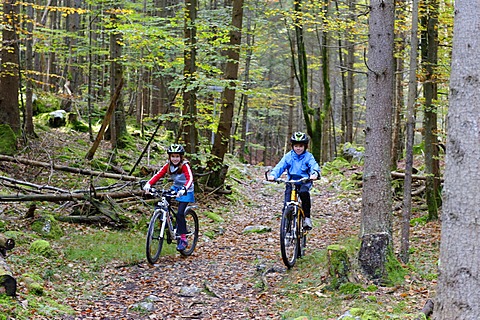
[64,167,359,319]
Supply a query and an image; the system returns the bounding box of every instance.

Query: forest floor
[0,129,440,319]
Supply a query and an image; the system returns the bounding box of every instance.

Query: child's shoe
[304,217,313,230]
[176,239,188,251]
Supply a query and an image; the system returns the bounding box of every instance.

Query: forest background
[0,0,468,319]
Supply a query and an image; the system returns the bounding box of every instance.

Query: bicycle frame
[266,173,309,269]
[143,184,200,264]
[155,194,179,243]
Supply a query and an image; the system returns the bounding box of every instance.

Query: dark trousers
[176,202,188,234]
[284,182,312,218]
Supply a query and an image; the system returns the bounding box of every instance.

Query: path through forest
[63,166,361,319]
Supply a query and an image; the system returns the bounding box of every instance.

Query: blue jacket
[270,150,320,180]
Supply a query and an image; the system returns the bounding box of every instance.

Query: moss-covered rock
[20,274,44,296]
[29,240,55,257]
[0,124,17,155]
[31,215,64,239]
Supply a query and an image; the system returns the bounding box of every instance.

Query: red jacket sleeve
[182,163,194,190]
[148,163,169,186]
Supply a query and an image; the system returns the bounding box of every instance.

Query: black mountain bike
[267,174,309,269]
[142,185,199,264]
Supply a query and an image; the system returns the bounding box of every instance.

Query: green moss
[204,211,224,223]
[385,246,407,286]
[0,124,17,155]
[410,214,429,226]
[31,215,64,239]
[66,114,89,132]
[29,240,55,257]
[338,282,363,295]
[366,284,378,292]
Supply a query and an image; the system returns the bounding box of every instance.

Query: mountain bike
[141,184,199,264]
[267,174,310,269]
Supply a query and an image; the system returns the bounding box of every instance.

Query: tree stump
[327,244,351,289]
[358,232,389,282]
[0,234,16,296]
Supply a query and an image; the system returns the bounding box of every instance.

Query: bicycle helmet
[167,144,185,155]
[290,131,309,145]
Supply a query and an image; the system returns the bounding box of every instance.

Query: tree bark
[400,0,419,264]
[209,0,244,187]
[434,2,480,318]
[86,78,124,160]
[0,0,21,135]
[181,0,199,155]
[421,0,440,221]
[359,0,395,282]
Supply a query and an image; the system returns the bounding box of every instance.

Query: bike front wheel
[179,208,199,257]
[297,211,307,258]
[280,206,299,269]
[146,210,166,264]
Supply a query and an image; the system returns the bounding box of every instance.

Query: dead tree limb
[0,190,143,202]
[0,155,138,181]
[85,78,124,160]
[414,299,434,320]
[391,171,426,180]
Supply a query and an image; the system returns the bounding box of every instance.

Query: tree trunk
[421,0,440,221]
[358,0,395,282]
[109,9,127,150]
[0,0,21,135]
[434,2,480,318]
[400,0,419,264]
[239,10,254,163]
[344,0,355,144]
[24,3,36,137]
[209,0,244,187]
[181,0,199,155]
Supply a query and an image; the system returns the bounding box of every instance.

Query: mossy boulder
[0,124,17,155]
[31,215,64,239]
[29,240,55,257]
[20,273,44,296]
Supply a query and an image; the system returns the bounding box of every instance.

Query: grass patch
[62,229,146,264]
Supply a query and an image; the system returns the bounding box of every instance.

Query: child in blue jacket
[268,132,320,229]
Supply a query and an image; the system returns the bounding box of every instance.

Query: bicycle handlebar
[273,177,310,184]
[148,188,177,198]
[264,170,311,184]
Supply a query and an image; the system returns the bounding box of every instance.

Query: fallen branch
[0,190,143,202]
[391,171,444,182]
[414,299,434,320]
[0,155,139,182]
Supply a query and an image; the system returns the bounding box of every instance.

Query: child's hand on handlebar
[176,187,187,197]
[143,182,151,194]
[267,175,275,182]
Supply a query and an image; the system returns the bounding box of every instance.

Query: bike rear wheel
[146,210,165,264]
[179,208,199,256]
[280,206,299,269]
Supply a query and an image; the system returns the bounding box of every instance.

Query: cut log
[358,232,389,282]
[326,244,351,289]
[0,255,16,296]
[0,235,15,251]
